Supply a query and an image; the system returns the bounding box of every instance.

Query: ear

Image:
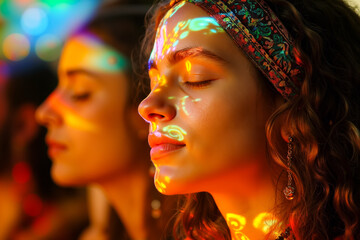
[128,105,148,140]
[11,104,39,150]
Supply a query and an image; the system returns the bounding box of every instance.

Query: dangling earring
[283,136,295,200]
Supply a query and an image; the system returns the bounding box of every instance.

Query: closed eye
[184,79,215,88]
[71,92,91,101]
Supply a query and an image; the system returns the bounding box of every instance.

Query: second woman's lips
[46,139,67,158]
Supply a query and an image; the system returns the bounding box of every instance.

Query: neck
[100,166,151,240]
[210,168,282,240]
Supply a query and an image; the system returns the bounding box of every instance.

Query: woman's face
[138,3,278,195]
[36,33,145,186]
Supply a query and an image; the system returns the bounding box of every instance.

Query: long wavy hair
[140,0,360,239]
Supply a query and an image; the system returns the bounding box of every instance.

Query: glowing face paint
[226,213,249,240]
[162,125,187,141]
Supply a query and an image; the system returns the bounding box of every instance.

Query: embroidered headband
[178,0,304,99]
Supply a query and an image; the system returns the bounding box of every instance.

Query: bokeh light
[0,0,100,62]
[23,193,43,217]
[21,7,48,35]
[2,33,30,61]
[12,162,31,184]
[35,34,62,61]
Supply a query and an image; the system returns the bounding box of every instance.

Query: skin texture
[36,33,143,186]
[138,2,284,239]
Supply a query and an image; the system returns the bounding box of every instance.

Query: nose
[35,92,62,128]
[138,90,176,123]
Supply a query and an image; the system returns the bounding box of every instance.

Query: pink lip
[148,132,185,160]
[46,138,67,159]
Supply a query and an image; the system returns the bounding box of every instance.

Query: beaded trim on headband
[182,0,304,99]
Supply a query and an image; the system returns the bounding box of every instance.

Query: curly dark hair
[140,0,360,239]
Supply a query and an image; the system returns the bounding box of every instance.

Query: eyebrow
[148,47,228,70]
[63,69,101,81]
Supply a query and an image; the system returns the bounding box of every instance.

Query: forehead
[59,33,128,74]
[150,1,241,66]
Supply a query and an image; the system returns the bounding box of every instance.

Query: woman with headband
[138,0,360,239]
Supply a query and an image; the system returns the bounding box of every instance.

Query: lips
[148,132,185,160]
[46,138,67,159]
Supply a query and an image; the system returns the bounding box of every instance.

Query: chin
[154,174,197,195]
[51,164,88,187]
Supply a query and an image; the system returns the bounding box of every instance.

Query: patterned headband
[180,0,304,99]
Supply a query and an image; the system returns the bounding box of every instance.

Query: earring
[283,136,295,200]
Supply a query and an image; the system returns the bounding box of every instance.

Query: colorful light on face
[21,7,48,35]
[2,33,30,61]
[139,1,274,200]
[70,33,128,73]
[149,14,224,66]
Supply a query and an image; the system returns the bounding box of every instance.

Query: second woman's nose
[35,92,62,128]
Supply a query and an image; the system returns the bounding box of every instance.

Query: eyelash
[71,92,91,101]
[184,79,214,88]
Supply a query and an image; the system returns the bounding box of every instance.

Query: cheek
[187,90,267,172]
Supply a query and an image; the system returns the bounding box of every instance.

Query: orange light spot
[186,60,191,72]
[164,176,170,183]
[253,212,278,234]
[151,122,158,133]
